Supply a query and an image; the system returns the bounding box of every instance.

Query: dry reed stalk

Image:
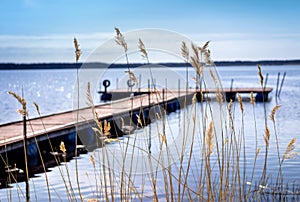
[8,91,31,201]
[137,38,160,200]
[204,121,215,201]
[74,37,84,201]
[270,104,283,188]
[32,102,74,200]
[59,141,77,200]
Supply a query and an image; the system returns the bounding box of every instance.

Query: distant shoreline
[1,60,300,70]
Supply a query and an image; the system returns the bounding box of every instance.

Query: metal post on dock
[230,79,234,91]
[178,79,180,98]
[264,73,269,90]
[276,72,280,97]
[23,103,30,202]
[20,89,30,202]
[278,72,286,98]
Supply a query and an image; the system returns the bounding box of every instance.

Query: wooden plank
[0,86,273,148]
[0,92,183,148]
[106,87,273,94]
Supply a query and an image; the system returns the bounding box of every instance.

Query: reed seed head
[216,91,223,105]
[181,41,189,62]
[73,37,81,63]
[114,27,128,52]
[228,99,233,113]
[159,133,167,145]
[264,127,270,147]
[283,138,297,161]
[60,141,66,154]
[33,102,40,115]
[192,93,197,105]
[199,41,210,53]
[136,114,143,127]
[204,49,213,65]
[205,121,215,156]
[238,93,244,112]
[257,65,264,87]
[250,92,255,105]
[90,155,95,167]
[138,38,148,60]
[8,91,24,106]
[17,109,28,116]
[270,105,281,122]
[125,70,138,85]
[103,120,111,136]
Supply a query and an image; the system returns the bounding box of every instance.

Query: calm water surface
[0,65,299,201]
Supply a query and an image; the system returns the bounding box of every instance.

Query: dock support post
[23,111,30,202]
[255,92,269,102]
[225,92,236,102]
[21,93,30,202]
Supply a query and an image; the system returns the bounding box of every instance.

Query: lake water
[0,65,300,201]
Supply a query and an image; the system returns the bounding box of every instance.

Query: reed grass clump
[2,29,298,202]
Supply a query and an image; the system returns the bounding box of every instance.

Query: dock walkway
[0,87,272,151]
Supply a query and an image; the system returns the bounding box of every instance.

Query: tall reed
[3,30,299,202]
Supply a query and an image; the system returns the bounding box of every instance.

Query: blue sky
[0,0,300,63]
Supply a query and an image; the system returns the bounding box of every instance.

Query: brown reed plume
[181,41,189,62]
[199,41,213,65]
[60,141,67,154]
[74,37,81,63]
[282,138,297,161]
[114,27,138,87]
[250,92,255,105]
[8,91,26,109]
[190,43,202,77]
[257,65,264,87]
[138,38,149,63]
[270,105,281,122]
[263,126,270,147]
[238,93,244,113]
[205,121,215,156]
[114,27,128,52]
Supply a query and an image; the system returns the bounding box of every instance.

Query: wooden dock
[0,86,272,153]
[99,87,273,101]
[0,91,187,153]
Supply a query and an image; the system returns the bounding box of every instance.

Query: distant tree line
[1,60,300,70]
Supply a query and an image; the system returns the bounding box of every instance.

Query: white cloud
[0,31,299,63]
